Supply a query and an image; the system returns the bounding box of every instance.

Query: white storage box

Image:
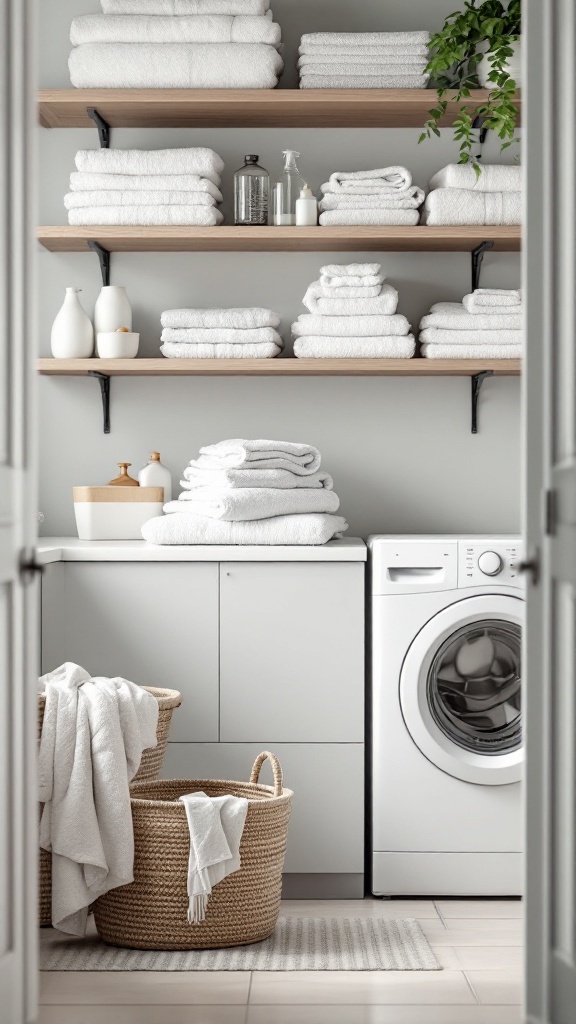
[73,485,164,540]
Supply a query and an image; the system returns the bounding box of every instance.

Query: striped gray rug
[40,917,439,971]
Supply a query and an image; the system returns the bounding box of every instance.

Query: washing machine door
[400,594,523,785]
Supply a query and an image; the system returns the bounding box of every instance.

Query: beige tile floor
[39,898,524,1024]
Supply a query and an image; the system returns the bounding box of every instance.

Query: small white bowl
[96,331,139,359]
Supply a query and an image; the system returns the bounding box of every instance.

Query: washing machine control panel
[458,540,523,588]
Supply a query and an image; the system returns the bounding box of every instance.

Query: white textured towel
[65,190,218,209]
[298,53,426,68]
[320,262,381,277]
[75,147,224,181]
[462,288,522,312]
[102,0,271,13]
[312,279,382,299]
[69,43,283,89]
[303,281,398,316]
[165,487,340,520]
[178,792,248,924]
[161,341,281,358]
[181,466,334,490]
[300,31,430,47]
[429,163,522,193]
[142,512,348,545]
[300,74,429,89]
[161,326,281,344]
[421,302,522,331]
[69,206,223,226]
[194,439,321,474]
[72,14,280,46]
[299,43,429,57]
[301,62,427,76]
[38,663,158,935]
[70,172,223,200]
[319,209,420,225]
[293,313,411,337]
[319,192,423,211]
[294,336,416,358]
[421,343,522,359]
[162,307,280,329]
[422,189,521,226]
[419,327,523,346]
[320,273,384,290]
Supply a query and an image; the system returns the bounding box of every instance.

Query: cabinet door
[219,562,364,742]
[54,563,219,742]
[163,742,364,874]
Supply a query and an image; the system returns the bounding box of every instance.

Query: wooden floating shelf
[38,88,521,130]
[38,358,521,377]
[37,225,521,254]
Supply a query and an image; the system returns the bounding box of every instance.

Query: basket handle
[250,751,283,797]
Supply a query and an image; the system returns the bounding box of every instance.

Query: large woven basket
[38,684,182,927]
[93,751,293,950]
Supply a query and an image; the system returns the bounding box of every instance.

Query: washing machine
[369,535,524,896]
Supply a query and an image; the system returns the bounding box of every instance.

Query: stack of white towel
[293,263,415,359]
[423,164,522,226]
[297,31,430,89]
[318,165,424,227]
[141,439,348,545]
[419,288,523,359]
[65,148,224,226]
[160,307,283,358]
[69,0,283,89]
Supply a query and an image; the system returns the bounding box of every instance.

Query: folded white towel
[319,192,424,211]
[300,31,430,47]
[294,336,416,358]
[421,343,523,359]
[293,313,411,337]
[102,0,271,12]
[419,327,523,346]
[303,281,398,316]
[65,190,218,209]
[194,439,322,474]
[161,326,281,344]
[162,307,280,329]
[421,302,522,331]
[462,288,522,312]
[300,74,429,89]
[298,53,427,68]
[165,487,340,521]
[181,466,334,490]
[68,206,223,225]
[72,14,280,46]
[178,791,248,924]
[429,163,522,193]
[299,44,430,57]
[70,42,283,89]
[142,511,348,545]
[317,280,382,298]
[161,341,281,358]
[322,182,420,198]
[320,272,384,290]
[300,62,427,76]
[76,147,224,182]
[422,189,521,226]
[70,172,223,201]
[319,209,420,225]
[322,166,414,196]
[320,263,381,278]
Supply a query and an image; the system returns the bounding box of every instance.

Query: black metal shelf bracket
[471,370,494,434]
[87,239,111,286]
[88,371,111,433]
[87,106,110,148]
[471,239,494,291]
[472,115,489,148]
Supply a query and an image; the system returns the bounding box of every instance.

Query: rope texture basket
[38,685,182,927]
[93,751,293,950]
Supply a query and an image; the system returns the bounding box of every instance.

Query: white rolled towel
[193,439,322,474]
[326,165,413,191]
[161,327,281,344]
[300,31,430,47]
[294,336,416,358]
[429,163,522,193]
[419,327,523,346]
[420,302,522,331]
[162,307,280,329]
[142,512,348,546]
[72,14,280,46]
[293,314,411,337]
[303,281,398,316]
[319,209,420,225]
[300,74,429,89]
[65,190,218,209]
[102,0,271,13]
[68,206,223,226]
[319,191,424,211]
[320,273,384,290]
[181,466,334,490]
[160,341,281,358]
[422,189,521,226]
[75,147,224,182]
[421,343,522,359]
[69,43,283,90]
[164,487,340,521]
[70,172,223,201]
[320,262,381,278]
[462,288,522,312]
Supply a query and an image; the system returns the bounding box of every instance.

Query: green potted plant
[419,0,521,172]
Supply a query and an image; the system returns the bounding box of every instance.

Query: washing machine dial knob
[478,550,503,576]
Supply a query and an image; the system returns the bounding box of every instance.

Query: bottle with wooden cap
[138,452,172,503]
[108,463,139,487]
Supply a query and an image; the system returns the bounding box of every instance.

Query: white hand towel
[102,0,270,12]
[69,43,283,90]
[142,511,349,545]
[294,336,416,358]
[316,280,382,299]
[320,273,384,290]
[321,182,421,198]
[68,206,223,226]
[178,792,248,924]
[162,307,280,329]
[65,190,217,209]
[76,146,224,181]
[293,313,411,337]
[165,487,340,520]
[72,14,280,46]
[299,44,429,57]
[299,31,430,47]
[419,327,523,345]
[161,326,281,344]
[181,466,334,490]
[462,288,522,312]
[300,74,429,89]
[422,189,521,226]
[429,163,522,193]
[161,341,281,358]
[298,53,427,68]
[319,209,420,225]
[70,172,223,201]
[194,439,321,474]
[319,192,424,211]
[320,262,381,278]
[421,302,522,331]
[421,342,522,359]
[303,280,398,315]
[324,164,414,193]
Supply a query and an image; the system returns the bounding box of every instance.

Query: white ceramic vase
[94,285,132,335]
[50,287,94,358]
[477,38,521,88]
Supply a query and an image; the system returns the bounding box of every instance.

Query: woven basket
[38,685,182,927]
[93,751,293,950]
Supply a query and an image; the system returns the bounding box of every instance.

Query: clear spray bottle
[275,150,305,225]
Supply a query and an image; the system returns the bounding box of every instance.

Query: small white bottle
[295,185,318,226]
[94,285,132,335]
[50,287,94,358]
[138,452,172,503]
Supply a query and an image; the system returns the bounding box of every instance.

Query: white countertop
[37,537,367,563]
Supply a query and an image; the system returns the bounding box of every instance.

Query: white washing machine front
[400,593,524,786]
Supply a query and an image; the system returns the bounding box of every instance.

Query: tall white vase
[50,287,94,358]
[94,286,132,336]
[477,39,521,88]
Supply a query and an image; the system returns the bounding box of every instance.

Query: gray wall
[38,0,521,539]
